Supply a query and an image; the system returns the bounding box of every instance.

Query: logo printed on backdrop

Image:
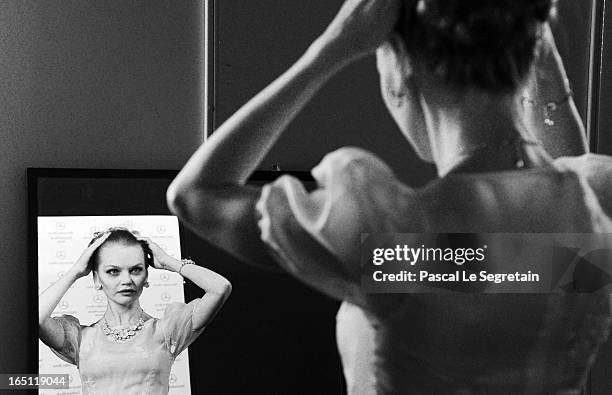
[157,225,167,234]
[161,292,172,303]
[56,250,67,260]
[59,300,69,310]
[89,225,100,234]
[160,273,170,282]
[169,373,177,384]
[56,222,66,231]
[93,294,105,304]
[57,271,65,279]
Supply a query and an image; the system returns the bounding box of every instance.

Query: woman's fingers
[69,232,110,278]
[138,236,161,254]
[91,232,111,247]
[135,236,170,269]
[320,0,403,60]
[135,236,180,272]
[80,232,110,260]
[136,235,156,247]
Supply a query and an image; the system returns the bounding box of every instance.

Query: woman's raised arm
[167,0,402,268]
[141,237,231,330]
[38,233,110,352]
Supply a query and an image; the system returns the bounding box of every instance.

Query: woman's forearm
[39,270,79,324]
[170,0,403,192]
[170,40,349,192]
[168,261,231,330]
[527,26,587,157]
[166,259,232,296]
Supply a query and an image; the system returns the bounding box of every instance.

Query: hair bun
[414,0,553,47]
[402,0,555,91]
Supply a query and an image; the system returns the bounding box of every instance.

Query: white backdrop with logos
[37,215,191,395]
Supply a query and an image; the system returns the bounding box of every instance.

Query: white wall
[0,0,203,371]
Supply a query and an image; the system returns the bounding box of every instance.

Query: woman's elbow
[166,180,207,224]
[166,180,188,217]
[220,279,233,298]
[213,279,232,300]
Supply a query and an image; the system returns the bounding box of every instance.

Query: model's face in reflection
[94,243,147,305]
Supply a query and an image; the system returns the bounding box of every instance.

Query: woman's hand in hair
[316,0,403,64]
[137,237,181,272]
[67,232,110,279]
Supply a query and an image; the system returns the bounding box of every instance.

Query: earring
[95,284,102,291]
[144,281,149,288]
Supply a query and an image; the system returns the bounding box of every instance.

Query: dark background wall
[0,0,203,372]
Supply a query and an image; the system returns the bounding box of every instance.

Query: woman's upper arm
[39,316,66,352]
[169,147,423,308]
[168,175,364,305]
[39,315,81,365]
[191,286,232,331]
[160,301,219,357]
[586,154,612,218]
[167,183,278,270]
[555,153,612,218]
[262,209,366,305]
[255,148,421,305]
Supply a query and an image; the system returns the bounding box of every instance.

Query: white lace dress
[51,302,203,395]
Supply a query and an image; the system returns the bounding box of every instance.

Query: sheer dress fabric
[51,301,203,395]
[255,147,612,394]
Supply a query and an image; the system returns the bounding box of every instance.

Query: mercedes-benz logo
[161,293,171,302]
[156,225,166,234]
[56,222,66,230]
[57,271,65,279]
[169,374,177,384]
[59,300,69,310]
[93,294,105,304]
[160,273,170,282]
[56,250,67,260]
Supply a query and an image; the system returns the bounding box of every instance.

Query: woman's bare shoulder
[554,153,612,213]
[554,153,612,174]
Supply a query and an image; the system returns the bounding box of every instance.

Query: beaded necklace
[102,313,146,342]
